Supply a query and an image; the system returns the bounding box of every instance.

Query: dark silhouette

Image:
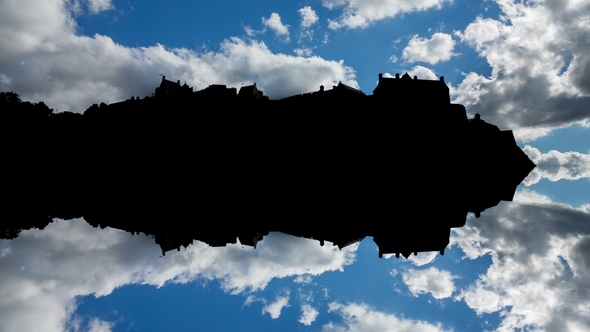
[0,73,535,258]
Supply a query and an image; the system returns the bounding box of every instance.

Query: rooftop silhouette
[0,74,535,258]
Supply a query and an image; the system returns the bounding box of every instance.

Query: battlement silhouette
[1,73,535,258]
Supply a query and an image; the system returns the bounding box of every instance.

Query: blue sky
[1,0,590,331]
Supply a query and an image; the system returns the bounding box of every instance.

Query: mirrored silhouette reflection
[5,75,590,332]
[1,73,535,259]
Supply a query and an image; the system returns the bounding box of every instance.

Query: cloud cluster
[262,13,290,41]
[262,293,290,319]
[401,33,456,65]
[451,190,590,330]
[322,0,450,30]
[453,0,590,140]
[0,220,357,332]
[86,0,113,14]
[299,304,319,325]
[0,0,357,112]
[402,267,457,299]
[522,145,590,186]
[323,302,451,332]
[299,6,319,28]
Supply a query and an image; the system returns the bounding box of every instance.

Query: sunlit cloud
[262,13,290,41]
[402,33,457,65]
[0,0,357,112]
[298,304,319,325]
[451,189,590,330]
[262,293,290,319]
[323,0,450,30]
[299,6,319,28]
[522,145,590,185]
[0,220,357,332]
[452,0,590,141]
[402,267,457,299]
[324,302,451,331]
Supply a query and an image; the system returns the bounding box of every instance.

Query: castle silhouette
[1,73,535,258]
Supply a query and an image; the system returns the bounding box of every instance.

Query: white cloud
[323,302,451,332]
[450,189,590,331]
[0,0,357,112]
[522,145,590,186]
[384,250,437,266]
[244,295,262,306]
[455,284,503,316]
[0,220,357,332]
[294,47,313,57]
[402,33,457,65]
[243,25,262,37]
[407,66,438,80]
[262,13,290,41]
[407,251,438,266]
[262,294,290,319]
[380,67,438,88]
[323,0,451,30]
[299,29,314,42]
[294,275,313,284]
[299,6,319,28]
[299,304,319,325]
[452,0,590,140]
[402,267,456,299]
[86,0,113,14]
[86,318,115,332]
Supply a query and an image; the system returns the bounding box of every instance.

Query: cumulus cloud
[0,220,357,332]
[262,13,290,41]
[407,251,438,266]
[522,145,590,186]
[407,65,438,80]
[402,267,456,299]
[380,66,438,87]
[299,304,319,325]
[451,189,590,330]
[452,1,590,140]
[323,0,450,30]
[299,6,319,28]
[323,302,451,332]
[401,33,457,65]
[262,293,290,319]
[455,283,503,316]
[0,0,357,112]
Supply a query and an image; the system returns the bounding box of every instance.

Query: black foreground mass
[1,73,535,258]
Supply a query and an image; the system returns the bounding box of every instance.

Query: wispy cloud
[323,0,451,30]
[324,302,451,331]
[86,0,114,14]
